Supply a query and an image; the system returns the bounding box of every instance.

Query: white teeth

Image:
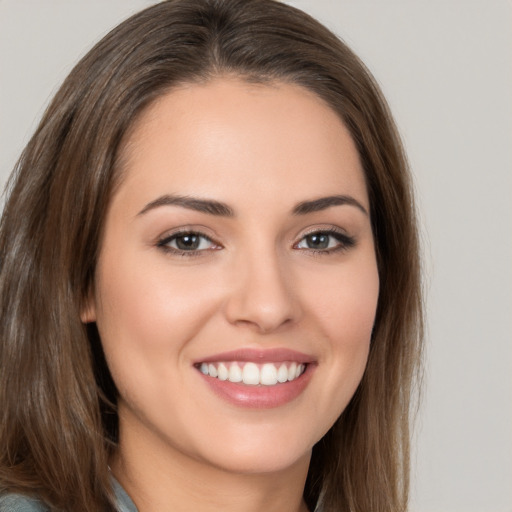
[208,363,218,378]
[217,363,228,381]
[229,363,242,382]
[277,363,289,383]
[260,363,278,386]
[288,362,297,381]
[242,362,260,385]
[199,361,307,386]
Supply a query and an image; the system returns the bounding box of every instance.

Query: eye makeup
[155,225,356,258]
[156,229,222,257]
[294,228,356,255]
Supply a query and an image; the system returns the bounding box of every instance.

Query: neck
[111,421,311,512]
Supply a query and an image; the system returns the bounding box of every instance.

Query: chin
[183,423,317,476]
[201,444,312,476]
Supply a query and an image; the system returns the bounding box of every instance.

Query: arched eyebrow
[138,194,234,217]
[292,195,368,216]
[137,193,367,218]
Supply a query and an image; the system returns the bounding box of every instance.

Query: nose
[224,249,302,334]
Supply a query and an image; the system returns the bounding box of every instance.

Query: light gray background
[1,1,511,511]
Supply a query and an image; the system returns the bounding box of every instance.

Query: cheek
[303,255,379,409]
[92,263,226,439]
[92,254,222,383]
[309,255,379,343]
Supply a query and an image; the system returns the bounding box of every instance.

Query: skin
[83,78,379,512]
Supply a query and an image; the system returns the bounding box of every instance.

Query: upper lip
[195,348,315,365]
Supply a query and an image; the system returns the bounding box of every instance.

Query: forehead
[116,78,368,212]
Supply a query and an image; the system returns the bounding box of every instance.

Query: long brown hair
[0,1,423,510]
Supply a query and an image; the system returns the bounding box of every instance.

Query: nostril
[222,255,302,333]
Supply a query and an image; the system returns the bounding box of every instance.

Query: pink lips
[194,348,316,409]
[196,348,313,364]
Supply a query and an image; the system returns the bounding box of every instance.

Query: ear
[80,288,97,324]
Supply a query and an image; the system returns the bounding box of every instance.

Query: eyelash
[293,228,356,255]
[157,230,219,257]
[156,228,356,257]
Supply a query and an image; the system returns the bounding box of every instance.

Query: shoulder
[112,478,138,512]
[0,494,47,512]
[0,480,136,512]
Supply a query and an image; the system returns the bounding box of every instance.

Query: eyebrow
[137,193,368,218]
[138,194,234,217]
[292,195,368,216]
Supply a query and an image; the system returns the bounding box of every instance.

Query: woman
[0,0,423,511]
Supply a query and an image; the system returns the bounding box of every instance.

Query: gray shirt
[0,478,137,512]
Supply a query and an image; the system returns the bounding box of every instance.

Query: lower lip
[197,364,315,409]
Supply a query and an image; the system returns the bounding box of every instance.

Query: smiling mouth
[196,361,307,386]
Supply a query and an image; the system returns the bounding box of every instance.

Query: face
[84,78,379,476]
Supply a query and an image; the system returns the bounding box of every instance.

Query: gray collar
[112,477,138,512]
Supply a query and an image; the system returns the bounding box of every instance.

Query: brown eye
[303,233,330,249]
[158,232,218,253]
[295,230,356,253]
[174,234,201,250]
